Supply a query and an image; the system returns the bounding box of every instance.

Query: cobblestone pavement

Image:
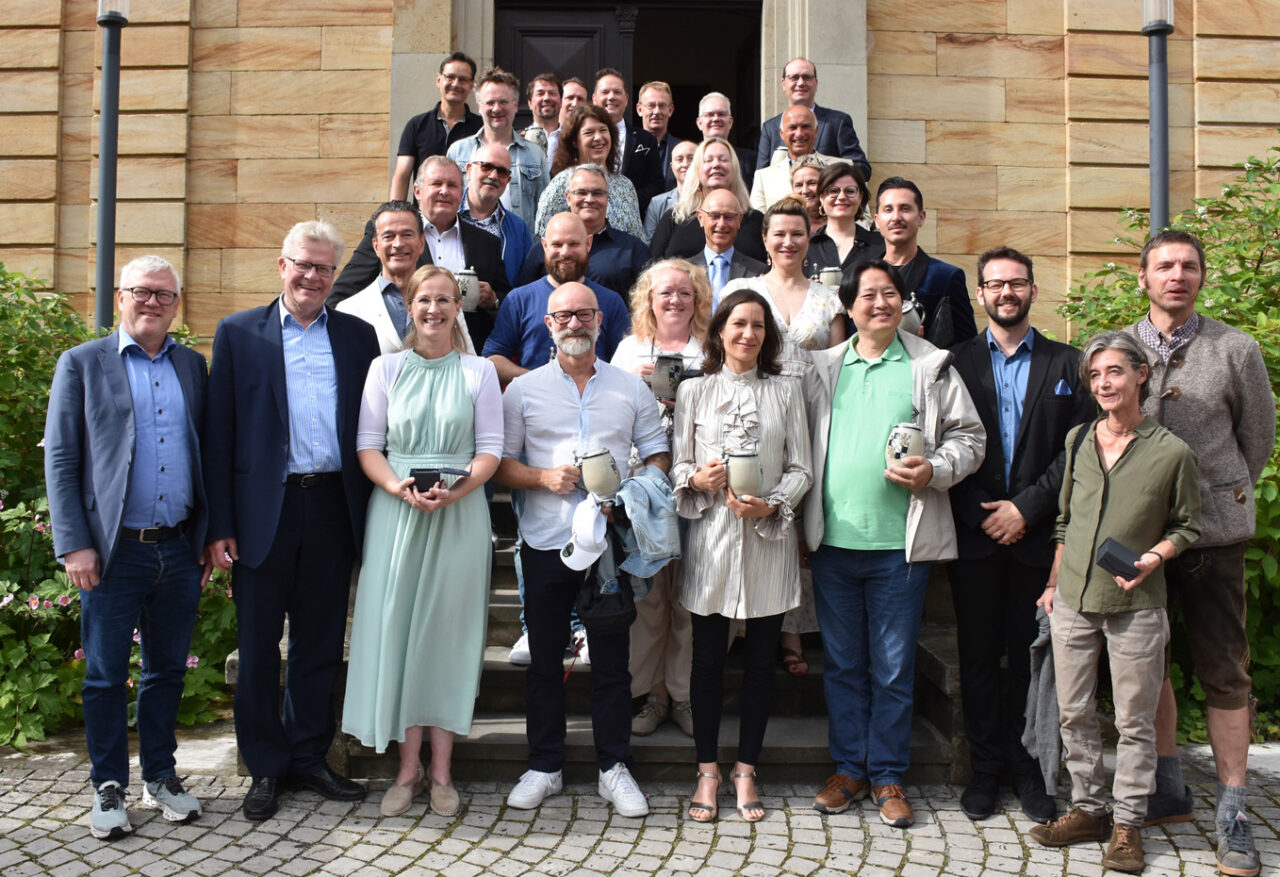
[1,728,1276,876]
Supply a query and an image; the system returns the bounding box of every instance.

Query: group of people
[41,47,1275,877]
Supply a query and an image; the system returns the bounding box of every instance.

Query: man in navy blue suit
[204,220,379,821]
[756,57,871,182]
[45,255,209,840]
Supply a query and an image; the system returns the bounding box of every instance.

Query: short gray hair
[569,163,609,188]
[415,154,463,188]
[119,254,181,296]
[698,91,732,116]
[1079,331,1151,405]
[281,220,344,264]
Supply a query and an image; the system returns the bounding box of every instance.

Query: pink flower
[1,594,13,607]
[186,655,199,669]
[56,595,71,607]
[27,596,39,610]
[225,587,233,599]
[132,629,141,643]
[42,600,52,609]
[34,523,46,534]
[74,648,85,660]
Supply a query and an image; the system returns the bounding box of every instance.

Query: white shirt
[423,218,466,271]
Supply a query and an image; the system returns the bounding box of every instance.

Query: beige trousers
[1050,597,1169,826]
[628,561,692,702]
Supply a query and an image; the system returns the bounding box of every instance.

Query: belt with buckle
[120,521,187,544]
[286,471,341,488]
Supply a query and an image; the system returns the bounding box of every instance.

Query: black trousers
[232,480,355,778]
[948,552,1047,779]
[689,611,784,765]
[522,547,632,772]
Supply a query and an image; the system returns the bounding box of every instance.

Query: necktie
[711,254,728,297]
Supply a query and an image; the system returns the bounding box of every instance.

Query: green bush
[0,265,236,747]
[1061,146,1280,742]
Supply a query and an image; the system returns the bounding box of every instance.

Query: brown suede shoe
[873,784,914,827]
[813,773,870,814]
[1103,823,1146,873]
[1029,807,1114,847]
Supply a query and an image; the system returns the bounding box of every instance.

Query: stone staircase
[231,489,969,785]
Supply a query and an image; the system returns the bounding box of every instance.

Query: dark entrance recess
[494,1,763,150]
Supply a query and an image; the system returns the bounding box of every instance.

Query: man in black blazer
[947,247,1094,825]
[756,57,871,182]
[329,156,511,351]
[593,67,665,216]
[636,80,681,190]
[205,221,380,822]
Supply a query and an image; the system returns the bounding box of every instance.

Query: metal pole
[1144,24,1173,232]
[95,12,127,330]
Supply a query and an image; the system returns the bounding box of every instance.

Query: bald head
[547,280,598,314]
[781,104,817,159]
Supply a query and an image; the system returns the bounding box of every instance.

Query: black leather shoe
[1015,771,1057,824]
[243,776,280,821]
[961,772,999,821]
[285,765,365,801]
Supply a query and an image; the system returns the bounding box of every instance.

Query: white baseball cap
[560,498,607,571]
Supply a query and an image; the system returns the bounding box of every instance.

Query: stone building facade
[2,0,1278,343]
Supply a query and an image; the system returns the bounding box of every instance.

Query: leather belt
[286,471,341,488]
[120,521,188,544]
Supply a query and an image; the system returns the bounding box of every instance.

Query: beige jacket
[803,330,986,562]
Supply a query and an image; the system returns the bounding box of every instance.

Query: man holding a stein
[497,281,669,817]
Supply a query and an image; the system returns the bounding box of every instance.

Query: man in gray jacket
[1126,229,1275,877]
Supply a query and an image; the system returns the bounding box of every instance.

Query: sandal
[781,648,809,677]
[733,769,765,823]
[688,769,721,823]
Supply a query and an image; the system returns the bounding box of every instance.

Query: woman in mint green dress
[342,266,504,818]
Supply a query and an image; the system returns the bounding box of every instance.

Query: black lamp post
[95,0,129,329]
[1143,0,1175,232]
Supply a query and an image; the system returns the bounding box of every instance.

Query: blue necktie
[711,254,728,297]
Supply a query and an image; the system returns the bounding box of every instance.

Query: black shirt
[650,209,767,264]
[397,102,483,174]
[516,225,651,295]
[807,224,885,281]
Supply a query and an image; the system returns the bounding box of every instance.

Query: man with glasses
[330,156,511,351]
[749,105,834,211]
[497,281,669,817]
[390,51,482,201]
[483,212,630,385]
[636,81,680,189]
[756,57,870,180]
[688,187,765,307]
[460,142,535,287]
[46,256,209,840]
[517,165,649,294]
[695,92,756,189]
[947,247,1093,825]
[204,221,379,822]
[448,68,548,227]
[593,67,665,216]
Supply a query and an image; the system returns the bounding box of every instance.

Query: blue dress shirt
[280,302,342,474]
[377,276,408,339]
[986,327,1034,487]
[119,330,194,529]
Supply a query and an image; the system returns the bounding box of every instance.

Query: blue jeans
[810,545,930,785]
[80,536,202,789]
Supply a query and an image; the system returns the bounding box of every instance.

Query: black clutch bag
[1095,537,1141,580]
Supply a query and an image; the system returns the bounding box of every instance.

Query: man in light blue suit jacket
[44,255,209,840]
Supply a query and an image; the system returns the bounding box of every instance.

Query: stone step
[346,713,955,785]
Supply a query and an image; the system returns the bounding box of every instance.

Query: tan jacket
[803,330,986,562]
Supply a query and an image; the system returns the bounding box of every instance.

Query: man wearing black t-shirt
[389,51,483,201]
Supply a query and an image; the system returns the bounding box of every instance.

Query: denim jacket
[447,133,548,229]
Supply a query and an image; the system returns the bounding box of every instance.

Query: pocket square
[634,144,650,155]
[1054,379,1072,396]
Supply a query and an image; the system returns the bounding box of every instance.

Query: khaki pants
[1049,597,1169,826]
[628,561,692,702]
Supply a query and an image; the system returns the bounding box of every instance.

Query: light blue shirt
[986,327,1034,487]
[377,276,408,339]
[118,330,193,529]
[502,358,668,550]
[280,301,341,474]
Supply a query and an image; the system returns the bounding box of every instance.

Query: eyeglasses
[699,110,730,119]
[124,287,177,305]
[567,188,607,199]
[441,73,473,84]
[783,73,816,83]
[548,308,599,325]
[284,256,337,278]
[639,101,672,112]
[979,278,1032,292]
[473,161,512,179]
[697,210,742,223]
[822,186,861,200]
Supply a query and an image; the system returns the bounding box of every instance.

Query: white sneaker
[509,632,531,665]
[599,763,648,817]
[572,629,590,665]
[507,769,562,809]
[143,775,201,822]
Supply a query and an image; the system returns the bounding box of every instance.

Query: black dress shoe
[285,765,365,801]
[961,772,999,821]
[243,776,280,821]
[1015,771,1057,824]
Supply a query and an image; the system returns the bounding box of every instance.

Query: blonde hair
[626,258,712,344]
[673,137,750,222]
[401,266,469,354]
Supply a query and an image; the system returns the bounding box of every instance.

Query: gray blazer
[44,332,209,574]
[687,248,768,288]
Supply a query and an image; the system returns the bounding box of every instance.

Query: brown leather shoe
[1103,823,1146,873]
[1029,807,1114,847]
[873,784,914,827]
[813,773,870,814]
